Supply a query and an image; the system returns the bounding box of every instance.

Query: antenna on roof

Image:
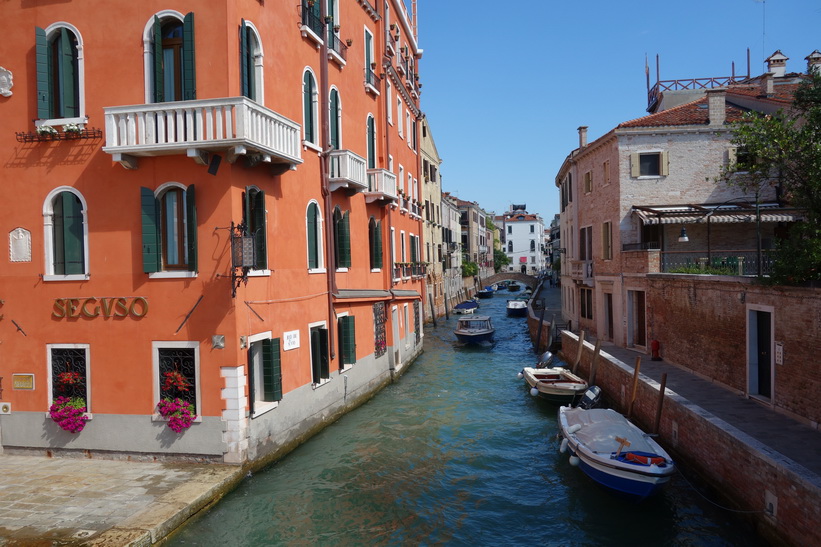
[753,0,766,70]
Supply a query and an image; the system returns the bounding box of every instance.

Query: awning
[333,289,391,300]
[632,203,805,225]
[390,289,422,300]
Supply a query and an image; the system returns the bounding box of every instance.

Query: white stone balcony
[102,97,303,171]
[364,168,398,205]
[328,150,367,193]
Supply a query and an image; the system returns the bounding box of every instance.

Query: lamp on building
[677,226,689,243]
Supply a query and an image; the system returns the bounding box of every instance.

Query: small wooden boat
[454,315,495,344]
[453,300,479,314]
[506,299,527,317]
[507,282,521,292]
[558,397,675,501]
[519,367,588,405]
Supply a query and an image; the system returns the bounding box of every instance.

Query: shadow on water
[171,294,767,546]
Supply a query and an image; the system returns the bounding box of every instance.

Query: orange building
[0,0,425,464]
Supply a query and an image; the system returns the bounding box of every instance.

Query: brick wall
[561,332,821,547]
[646,275,821,425]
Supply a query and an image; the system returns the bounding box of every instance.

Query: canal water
[171,291,765,546]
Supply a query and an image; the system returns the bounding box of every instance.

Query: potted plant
[62,123,82,138]
[333,24,340,32]
[49,396,89,433]
[35,125,57,140]
[156,398,197,433]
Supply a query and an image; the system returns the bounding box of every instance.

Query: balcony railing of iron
[622,241,660,251]
[660,250,773,276]
[412,263,426,277]
[647,75,748,110]
[366,169,397,198]
[327,31,348,60]
[103,97,303,164]
[393,264,401,279]
[402,264,411,278]
[365,67,379,88]
[301,2,325,37]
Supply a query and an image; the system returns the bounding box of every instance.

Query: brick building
[0,0,425,464]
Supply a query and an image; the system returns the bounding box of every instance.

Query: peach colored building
[0,0,425,465]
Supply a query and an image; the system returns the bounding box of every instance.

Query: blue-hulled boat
[453,300,479,314]
[454,316,495,344]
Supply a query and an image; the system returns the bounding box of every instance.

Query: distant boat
[476,288,494,299]
[454,315,495,344]
[558,394,676,501]
[506,299,527,317]
[453,300,479,314]
[507,282,521,292]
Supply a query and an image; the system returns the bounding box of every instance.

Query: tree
[722,73,821,285]
[461,261,478,278]
[493,249,510,273]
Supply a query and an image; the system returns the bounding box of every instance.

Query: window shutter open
[141,187,161,273]
[339,316,356,365]
[253,189,267,270]
[261,338,275,401]
[61,192,84,274]
[307,203,318,269]
[182,12,196,100]
[367,116,375,169]
[375,221,383,269]
[661,151,669,176]
[152,16,164,103]
[185,185,198,272]
[330,89,340,149]
[728,147,737,169]
[240,19,249,99]
[319,328,329,379]
[340,211,351,268]
[630,153,640,177]
[303,72,314,142]
[35,27,50,118]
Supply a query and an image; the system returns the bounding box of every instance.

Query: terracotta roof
[505,214,539,222]
[618,96,749,128]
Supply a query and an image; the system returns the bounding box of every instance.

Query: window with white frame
[154,341,200,417]
[141,183,198,276]
[330,88,341,150]
[239,20,264,103]
[309,323,330,385]
[145,12,196,103]
[49,344,90,409]
[307,201,324,271]
[43,187,89,280]
[303,69,318,145]
[35,23,85,125]
[248,332,282,416]
[387,82,393,124]
[397,97,404,138]
[337,313,356,369]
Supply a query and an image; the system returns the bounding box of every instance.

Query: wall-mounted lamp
[678,226,689,243]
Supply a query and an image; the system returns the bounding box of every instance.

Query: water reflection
[171,292,765,546]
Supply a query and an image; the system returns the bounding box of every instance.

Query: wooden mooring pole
[652,373,668,435]
[589,340,602,386]
[571,330,586,375]
[627,356,641,420]
[428,294,437,327]
[534,306,546,354]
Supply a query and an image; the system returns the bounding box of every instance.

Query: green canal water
[171,292,765,546]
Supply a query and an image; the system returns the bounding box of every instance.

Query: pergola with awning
[631,203,805,225]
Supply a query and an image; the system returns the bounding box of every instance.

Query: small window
[584,171,593,193]
[248,336,282,414]
[366,115,376,168]
[307,201,323,270]
[35,26,82,121]
[603,160,611,185]
[239,20,263,102]
[141,185,197,274]
[507,241,513,252]
[580,288,593,319]
[155,342,199,416]
[338,315,356,368]
[243,187,267,271]
[49,345,90,409]
[602,221,612,260]
[333,207,351,269]
[631,152,668,177]
[507,225,512,234]
[149,13,196,103]
[369,217,383,269]
[310,326,330,384]
[45,189,88,278]
[330,89,341,149]
[579,226,592,261]
[303,70,318,144]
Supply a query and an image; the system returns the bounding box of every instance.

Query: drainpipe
[320,0,336,359]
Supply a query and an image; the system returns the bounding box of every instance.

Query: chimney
[765,50,789,78]
[578,126,588,149]
[806,50,821,75]
[707,88,726,126]
[761,72,774,96]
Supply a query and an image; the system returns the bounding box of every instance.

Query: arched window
[369,217,382,270]
[43,188,88,278]
[366,114,376,168]
[146,12,196,103]
[530,240,536,252]
[303,70,318,144]
[333,206,351,269]
[330,88,341,149]
[306,201,323,270]
[240,20,263,103]
[35,25,83,121]
[141,184,198,274]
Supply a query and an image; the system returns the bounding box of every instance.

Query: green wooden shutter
[339,316,356,365]
[261,338,275,401]
[410,235,417,263]
[253,189,267,270]
[61,192,84,275]
[310,328,321,383]
[271,338,282,401]
[319,328,329,379]
[182,12,196,100]
[375,221,383,269]
[303,72,314,142]
[247,344,256,415]
[330,90,340,149]
[59,27,77,118]
[340,211,351,268]
[35,27,51,118]
[240,20,249,99]
[367,116,375,168]
[185,185,198,272]
[307,203,318,269]
[141,187,161,273]
[53,194,66,274]
[152,16,164,103]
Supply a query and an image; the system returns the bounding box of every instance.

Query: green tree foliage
[723,74,821,285]
[493,249,510,272]
[461,261,478,277]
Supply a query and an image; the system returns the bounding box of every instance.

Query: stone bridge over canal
[480,272,539,289]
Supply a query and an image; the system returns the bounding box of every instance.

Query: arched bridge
[481,272,539,289]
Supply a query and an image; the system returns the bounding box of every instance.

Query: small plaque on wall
[283,330,300,351]
[12,374,34,390]
[775,341,783,365]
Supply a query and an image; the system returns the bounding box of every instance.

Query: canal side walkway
[0,454,244,545]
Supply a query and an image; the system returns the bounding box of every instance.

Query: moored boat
[558,399,675,501]
[453,300,479,314]
[507,282,521,292]
[476,288,494,299]
[506,299,527,317]
[454,315,495,344]
[519,367,588,405]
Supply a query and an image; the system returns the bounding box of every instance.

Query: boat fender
[559,438,569,454]
[567,424,582,434]
[517,370,524,379]
[569,455,580,467]
[530,387,539,397]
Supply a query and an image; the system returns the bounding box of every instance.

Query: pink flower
[156,398,197,433]
[49,396,89,433]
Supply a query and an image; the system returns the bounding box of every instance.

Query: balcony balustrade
[103,97,302,170]
[328,149,367,192]
[327,31,348,64]
[364,169,398,204]
[660,250,772,276]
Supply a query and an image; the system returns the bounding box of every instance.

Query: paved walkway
[0,455,242,545]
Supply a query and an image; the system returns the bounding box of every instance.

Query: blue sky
[415,0,821,222]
